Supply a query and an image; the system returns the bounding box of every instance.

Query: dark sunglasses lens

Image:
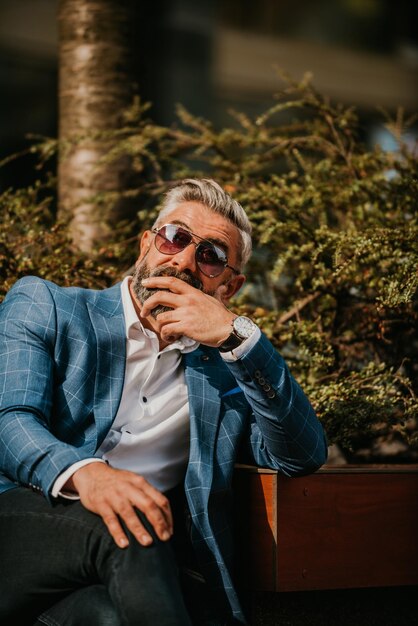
[196,243,226,277]
[155,225,229,277]
[156,225,192,253]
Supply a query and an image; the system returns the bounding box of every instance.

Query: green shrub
[1,76,417,460]
[0,181,124,297]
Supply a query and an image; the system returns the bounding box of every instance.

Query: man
[0,179,327,625]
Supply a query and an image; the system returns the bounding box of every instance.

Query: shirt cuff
[51,458,106,500]
[220,327,261,362]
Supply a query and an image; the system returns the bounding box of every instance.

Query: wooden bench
[233,464,418,592]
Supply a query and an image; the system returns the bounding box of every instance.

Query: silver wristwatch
[218,316,257,352]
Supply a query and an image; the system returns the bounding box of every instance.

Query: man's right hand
[65,463,173,548]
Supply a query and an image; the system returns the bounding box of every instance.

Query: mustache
[132,264,203,319]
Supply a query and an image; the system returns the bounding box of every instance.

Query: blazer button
[258,377,265,385]
[263,384,271,391]
[201,355,210,361]
[267,390,276,399]
[254,370,261,379]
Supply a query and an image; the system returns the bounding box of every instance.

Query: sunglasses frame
[152,224,240,278]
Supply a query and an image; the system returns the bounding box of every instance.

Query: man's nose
[168,243,197,274]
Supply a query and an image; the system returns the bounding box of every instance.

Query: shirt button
[143,396,147,403]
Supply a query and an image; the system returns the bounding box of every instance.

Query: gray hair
[153,178,252,268]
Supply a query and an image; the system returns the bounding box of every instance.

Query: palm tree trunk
[58,0,136,251]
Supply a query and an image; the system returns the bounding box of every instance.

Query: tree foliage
[1,75,417,460]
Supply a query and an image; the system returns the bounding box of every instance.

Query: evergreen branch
[277,292,321,325]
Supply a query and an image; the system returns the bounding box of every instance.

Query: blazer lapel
[183,346,226,513]
[183,347,246,621]
[87,283,126,450]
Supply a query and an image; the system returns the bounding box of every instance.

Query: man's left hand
[140,276,234,346]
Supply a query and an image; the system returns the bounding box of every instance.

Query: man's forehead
[159,202,239,250]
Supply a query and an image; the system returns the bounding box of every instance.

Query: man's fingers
[101,507,130,548]
[141,276,189,294]
[101,483,173,547]
[129,475,174,531]
[116,503,155,546]
[74,465,174,547]
[119,494,172,545]
[160,324,183,343]
[139,483,174,531]
[141,291,181,317]
[100,498,168,548]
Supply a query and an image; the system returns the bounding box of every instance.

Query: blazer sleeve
[0,277,95,499]
[224,332,328,476]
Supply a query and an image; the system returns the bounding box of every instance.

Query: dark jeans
[0,487,223,626]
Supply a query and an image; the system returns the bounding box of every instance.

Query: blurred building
[1,0,417,187]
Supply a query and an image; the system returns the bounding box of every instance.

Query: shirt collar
[120,276,199,354]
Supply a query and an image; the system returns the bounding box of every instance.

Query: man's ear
[136,230,152,265]
[217,274,246,304]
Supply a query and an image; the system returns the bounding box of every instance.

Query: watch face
[234,316,256,339]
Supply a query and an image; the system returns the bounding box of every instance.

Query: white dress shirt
[52,277,260,498]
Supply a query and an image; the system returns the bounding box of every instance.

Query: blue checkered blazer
[0,277,327,623]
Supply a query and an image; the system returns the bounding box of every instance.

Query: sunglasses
[152,224,240,278]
